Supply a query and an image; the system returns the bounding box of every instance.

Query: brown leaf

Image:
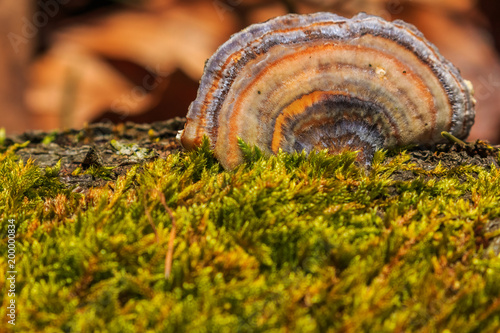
[26,43,161,129]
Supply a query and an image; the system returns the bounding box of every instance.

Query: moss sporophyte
[1,137,500,332]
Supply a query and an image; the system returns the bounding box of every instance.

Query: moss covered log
[1,137,500,332]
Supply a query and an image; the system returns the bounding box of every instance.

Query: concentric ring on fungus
[179,12,476,169]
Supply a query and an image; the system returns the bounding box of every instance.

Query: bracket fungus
[179,12,476,169]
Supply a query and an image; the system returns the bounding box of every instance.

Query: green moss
[84,165,116,181]
[42,131,58,146]
[1,140,500,332]
[0,128,5,147]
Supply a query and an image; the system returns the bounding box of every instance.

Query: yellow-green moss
[1,139,500,332]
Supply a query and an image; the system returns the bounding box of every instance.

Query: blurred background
[2,0,500,143]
